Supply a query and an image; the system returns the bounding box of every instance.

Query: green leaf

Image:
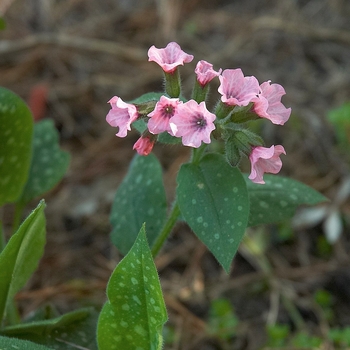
[110,154,167,255]
[0,200,46,323]
[176,153,250,272]
[327,102,350,149]
[0,87,34,206]
[157,131,181,144]
[0,308,97,350]
[129,92,164,104]
[19,119,70,205]
[97,225,167,350]
[245,174,328,227]
[0,335,53,350]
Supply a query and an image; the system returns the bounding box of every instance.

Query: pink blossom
[169,100,216,148]
[252,81,291,125]
[195,60,222,87]
[133,136,155,156]
[147,96,182,134]
[249,145,286,184]
[218,69,260,106]
[148,42,194,73]
[106,96,138,137]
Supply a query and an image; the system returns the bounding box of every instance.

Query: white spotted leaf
[0,335,53,349]
[110,154,167,255]
[176,153,250,273]
[0,200,46,324]
[19,119,70,205]
[97,225,167,350]
[0,87,33,206]
[245,174,328,226]
[0,308,97,349]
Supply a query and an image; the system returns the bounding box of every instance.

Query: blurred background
[1,0,350,349]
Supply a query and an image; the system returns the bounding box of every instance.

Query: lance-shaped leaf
[97,225,167,350]
[0,308,97,350]
[0,87,33,206]
[19,119,70,205]
[0,336,53,350]
[245,174,328,226]
[0,200,46,324]
[110,154,167,255]
[176,153,250,272]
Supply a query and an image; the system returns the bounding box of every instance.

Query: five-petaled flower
[218,68,260,106]
[248,145,286,184]
[147,96,182,134]
[170,100,216,148]
[133,136,155,156]
[195,60,222,87]
[252,81,291,125]
[106,96,138,137]
[148,42,194,74]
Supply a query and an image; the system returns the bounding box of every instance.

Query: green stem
[164,69,181,98]
[191,144,207,165]
[151,145,208,257]
[152,202,181,257]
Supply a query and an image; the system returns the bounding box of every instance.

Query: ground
[1,0,350,349]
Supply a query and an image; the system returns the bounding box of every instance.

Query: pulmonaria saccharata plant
[106,41,291,184]
[0,41,328,350]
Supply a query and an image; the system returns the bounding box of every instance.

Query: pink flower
[147,96,182,134]
[133,136,155,156]
[148,42,194,73]
[106,96,138,137]
[195,60,222,87]
[252,81,291,125]
[218,69,260,106]
[249,145,286,184]
[169,100,216,148]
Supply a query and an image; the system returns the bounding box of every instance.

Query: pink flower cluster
[106,42,291,184]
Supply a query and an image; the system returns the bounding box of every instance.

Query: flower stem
[164,70,181,98]
[151,202,181,257]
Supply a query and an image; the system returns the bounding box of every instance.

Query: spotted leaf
[97,225,167,350]
[18,119,70,205]
[0,308,97,350]
[245,174,328,226]
[0,200,46,324]
[0,87,33,206]
[110,154,167,255]
[176,153,250,273]
[0,336,53,349]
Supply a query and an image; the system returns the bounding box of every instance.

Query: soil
[1,1,350,349]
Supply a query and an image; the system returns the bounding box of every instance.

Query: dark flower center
[162,105,175,118]
[193,114,207,129]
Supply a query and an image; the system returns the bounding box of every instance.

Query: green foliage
[0,308,98,349]
[97,225,167,350]
[0,200,46,324]
[177,153,249,272]
[291,331,323,347]
[266,324,290,347]
[327,102,350,151]
[329,326,350,347]
[129,92,164,104]
[0,87,33,206]
[110,154,167,255]
[0,18,6,30]
[245,174,328,227]
[19,119,70,205]
[208,298,238,341]
[0,335,53,349]
[314,289,334,322]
